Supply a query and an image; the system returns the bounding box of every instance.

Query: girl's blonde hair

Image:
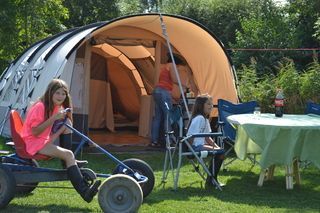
[39,79,72,120]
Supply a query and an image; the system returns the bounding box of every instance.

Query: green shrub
[237,58,258,102]
[300,59,320,104]
[238,58,275,112]
[237,57,320,114]
[275,59,303,113]
[0,136,12,152]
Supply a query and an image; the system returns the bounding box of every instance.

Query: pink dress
[21,101,60,156]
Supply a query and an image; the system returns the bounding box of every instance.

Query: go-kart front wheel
[0,165,16,209]
[98,174,143,213]
[113,158,155,198]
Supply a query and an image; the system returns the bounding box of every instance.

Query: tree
[287,0,320,48]
[0,0,19,71]
[232,0,320,75]
[161,0,253,48]
[62,0,120,28]
[315,17,320,41]
[118,0,161,15]
[0,0,68,73]
[231,0,296,75]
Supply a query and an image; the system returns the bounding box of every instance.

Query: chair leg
[285,165,294,190]
[161,145,176,185]
[221,144,236,170]
[162,133,171,183]
[174,143,183,190]
[161,149,169,183]
[205,157,223,191]
[266,165,275,180]
[258,169,266,187]
[293,159,301,185]
[248,154,259,169]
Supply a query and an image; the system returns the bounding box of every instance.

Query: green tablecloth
[227,113,320,169]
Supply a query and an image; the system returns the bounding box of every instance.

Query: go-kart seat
[10,110,51,160]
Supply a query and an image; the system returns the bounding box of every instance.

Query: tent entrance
[88,49,147,144]
[88,129,149,146]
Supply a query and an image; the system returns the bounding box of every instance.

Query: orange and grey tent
[0,13,238,142]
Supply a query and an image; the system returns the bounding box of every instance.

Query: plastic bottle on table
[186,88,191,98]
[275,89,284,117]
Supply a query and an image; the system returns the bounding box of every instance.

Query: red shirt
[157,67,173,91]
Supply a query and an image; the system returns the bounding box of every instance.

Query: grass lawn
[1,138,320,212]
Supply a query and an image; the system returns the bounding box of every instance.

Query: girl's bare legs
[201,144,225,187]
[51,118,87,168]
[38,143,76,168]
[38,142,100,203]
[202,144,214,151]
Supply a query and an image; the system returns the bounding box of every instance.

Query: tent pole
[159,13,190,120]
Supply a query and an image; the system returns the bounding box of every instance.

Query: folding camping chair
[174,133,224,191]
[217,99,258,169]
[301,101,320,169]
[161,104,184,186]
[305,101,320,115]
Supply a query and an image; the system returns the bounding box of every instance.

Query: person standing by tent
[151,54,188,147]
[187,94,225,187]
[21,79,101,202]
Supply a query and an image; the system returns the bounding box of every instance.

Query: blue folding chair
[301,101,320,168]
[217,99,258,169]
[305,101,320,115]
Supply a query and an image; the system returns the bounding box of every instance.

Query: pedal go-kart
[0,110,155,212]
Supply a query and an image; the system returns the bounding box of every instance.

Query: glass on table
[253,107,261,117]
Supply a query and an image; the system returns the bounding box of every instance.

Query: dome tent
[0,13,238,142]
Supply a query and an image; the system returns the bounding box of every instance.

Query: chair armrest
[5,141,15,147]
[180,132,223,143]
[217,121,225,126]
[183,149,225,158]
[189,132,222,138]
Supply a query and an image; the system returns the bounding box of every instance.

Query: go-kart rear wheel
[113,158,155,198]
[16,159,39,194]
[98,174,143,213]
[2,158,39,195]
[0,165,16,209]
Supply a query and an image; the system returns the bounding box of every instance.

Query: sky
[273,0,288,6]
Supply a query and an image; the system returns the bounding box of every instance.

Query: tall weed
[237,57,320,113]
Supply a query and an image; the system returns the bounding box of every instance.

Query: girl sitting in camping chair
[187,94,225,187]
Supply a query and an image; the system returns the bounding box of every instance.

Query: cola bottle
[275,89,284,117]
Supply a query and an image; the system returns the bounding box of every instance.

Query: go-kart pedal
[76,160,88,168]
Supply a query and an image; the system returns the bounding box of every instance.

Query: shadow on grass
[3,203,93,212]
[145,168,320,211]
[4,151,320,211]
